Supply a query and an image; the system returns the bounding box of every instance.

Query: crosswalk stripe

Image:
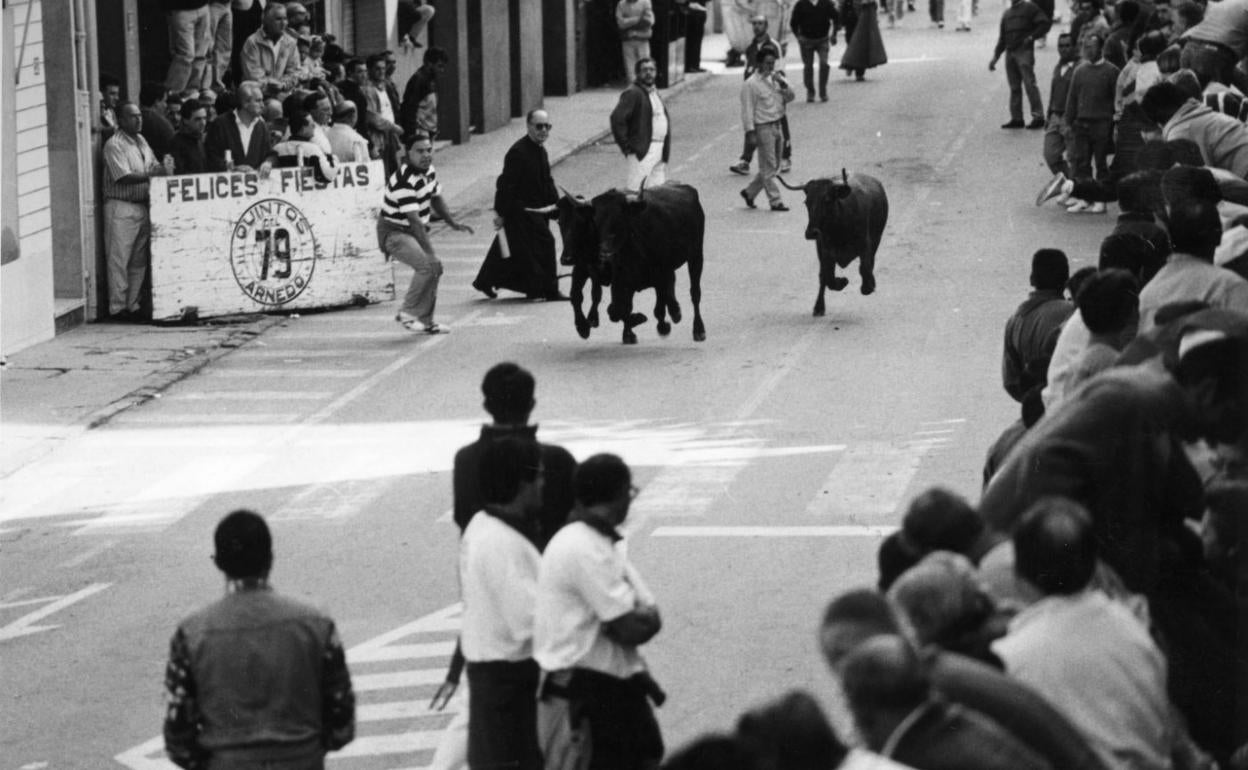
[353,669,448,692]
[117,413,303,424]
[357,700,456,721]
[232,349,395,358]
[330,731,444,757]
[203,368,372,377]
[163,391,336,401]
[348,640,457,664]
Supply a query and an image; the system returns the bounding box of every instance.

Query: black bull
[553,184,706,345]
[779,172,888,317]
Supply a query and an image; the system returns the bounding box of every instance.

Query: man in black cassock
[473,109,566,301]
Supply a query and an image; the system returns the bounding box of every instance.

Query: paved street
[1,22,1108,769]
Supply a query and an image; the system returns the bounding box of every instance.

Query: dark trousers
[799,38,831,96]
[1004,47,1044,122]
[742,116,792,161]
[466,659,542,770]
[929,0,944,22]
[567,669,664,770]
[684,11,705,70]
[1069,117,1112,180]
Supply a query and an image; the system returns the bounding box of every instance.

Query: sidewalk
[0,39,730,480]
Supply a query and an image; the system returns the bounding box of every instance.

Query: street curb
[81,316,285,431]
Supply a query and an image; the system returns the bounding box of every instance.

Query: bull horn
[842,168,849,186]
[524,204,558,214]
[638,177,647,202]
[558,185,575,199]
[777,175,805,191]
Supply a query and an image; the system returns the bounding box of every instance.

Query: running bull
[780,170,888,317]
[590,183,707,345]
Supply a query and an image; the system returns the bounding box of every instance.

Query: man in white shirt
[535,454,665,770]
[459,436,546,770]
[610,57,671,191]
[991,497,1175,770]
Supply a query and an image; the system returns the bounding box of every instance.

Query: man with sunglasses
[473,109,567,301]
[535,454,666,770]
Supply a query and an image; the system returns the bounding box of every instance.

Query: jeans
[378,222,443,324]
[626,143,668,190]
[165,6,213,94]
[798,37,831,96]
[1043,113,1069,176]
[621,39,651,81]
[1004,47,1044,122]
[746,121,784,206]
[1069,117,1112,180]
[105,199,151,315]
[208,2,232,89]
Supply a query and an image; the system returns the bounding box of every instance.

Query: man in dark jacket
[473,110,566,301]
[989,0,1051,129]
[163,509,355,769]
[610,57,671,192]
[1002,248,1074,401]
[140,81,177,160]
[169,99,209,174]
[400,46,448,138]
[204,80,274,172]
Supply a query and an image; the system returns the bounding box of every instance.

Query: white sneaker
[1065,199,1089,213]
[1036,172,1067,206]
[1087,201,1106,214]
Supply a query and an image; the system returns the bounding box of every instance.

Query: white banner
[150,161,394,319]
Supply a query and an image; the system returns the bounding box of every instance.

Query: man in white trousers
[610,58,671,191]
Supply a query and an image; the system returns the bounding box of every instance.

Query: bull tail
[777,175,804,191]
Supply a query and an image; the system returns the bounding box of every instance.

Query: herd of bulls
[532,171,889,344]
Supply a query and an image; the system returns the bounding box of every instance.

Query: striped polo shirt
[381,162,441,230]
[102,130,158,204]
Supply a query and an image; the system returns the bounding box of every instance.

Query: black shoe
[687,67,707,73]
[740,189,756,209]
[1026,118,1045,129]
[820,93,829,102]
[472,281,497,299]
[1001,120,1025,129]
[771,203,790,212]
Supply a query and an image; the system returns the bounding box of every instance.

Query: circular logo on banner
[230,198,319,306]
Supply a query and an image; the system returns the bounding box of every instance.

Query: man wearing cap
[163,509,356,768]
[326,100,370,162]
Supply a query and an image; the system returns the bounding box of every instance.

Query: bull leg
[814,284,827,316]
[616,289,640,345]
[819,249,849,293]
[860,240,877,295]
[588,281,602,327]
[655,276,678,336]
[688,254,706,342]
[571,268,592,339]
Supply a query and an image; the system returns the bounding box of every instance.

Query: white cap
[1178,328,1228,360]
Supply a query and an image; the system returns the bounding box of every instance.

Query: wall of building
[2,0,56,355]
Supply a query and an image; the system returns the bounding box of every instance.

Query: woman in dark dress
[840,0,888,80]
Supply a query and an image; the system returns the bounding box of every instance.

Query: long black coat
[476,136,560,297]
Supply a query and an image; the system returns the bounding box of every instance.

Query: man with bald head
[204,80,275,173]
[239,2,302,95]
[820,589,1108,770]
[841,635,1053,770]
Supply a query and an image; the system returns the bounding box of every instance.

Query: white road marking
[651,525,899,537]
[805,440,937,520]
[57,539,118,569]
[202,368,372,378]
[232,348,395,358]
[348,640,457,664]
[164,391,336,401]
[116,414,303,424]
[888,56,946,63]
[0,583,111,642]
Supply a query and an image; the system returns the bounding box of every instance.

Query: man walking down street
[611,58,672,192]
[103,102,171,321]
[990,0,1051,129]
[163,510,356,769]
[473,109,566,302]
[730,15,792,175]
[535,454,666,770]
[741,49,796,211]
[460,437,547,770]
[791,0,840,102]
[378,132,474,334]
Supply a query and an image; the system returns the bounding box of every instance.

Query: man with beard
[473,109,567,301]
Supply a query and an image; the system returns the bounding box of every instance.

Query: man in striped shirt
[377,131,474,334]
[103,101,172,321]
